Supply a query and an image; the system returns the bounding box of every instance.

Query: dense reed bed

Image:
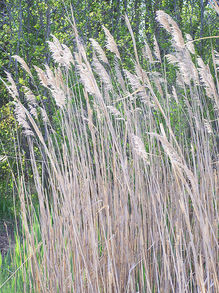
[1,11,218,292]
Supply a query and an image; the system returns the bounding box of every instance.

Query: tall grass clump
[1,11,218,292]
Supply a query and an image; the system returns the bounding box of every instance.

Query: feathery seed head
[34,66,48,87]
[5,72,18,98]
[103,26,121,60]
[142,42,153,63]
[185,34,195,54]
[124,69,141,90]
[156,11,172,33]
[90,38,109,64]
[153,36,161,62]
[12,55,33,78]
[92,54,112,91]
[156,10,185,49]
[197,57,218,100]
[132,135,149,164]
[47,35,74,68]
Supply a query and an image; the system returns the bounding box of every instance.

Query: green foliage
[0,216,43,292]
[0,104,17,218]
[0,252,2,269]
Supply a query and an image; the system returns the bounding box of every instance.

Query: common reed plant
[1,11,218,292]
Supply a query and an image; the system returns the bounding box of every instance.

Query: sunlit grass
[1,10,218,292]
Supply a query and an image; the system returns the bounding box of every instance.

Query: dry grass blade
[172,86,179,104]
[214,50,219,71]
[125,14,140,66]
[210,0,219,14]
[149,124,184,167]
